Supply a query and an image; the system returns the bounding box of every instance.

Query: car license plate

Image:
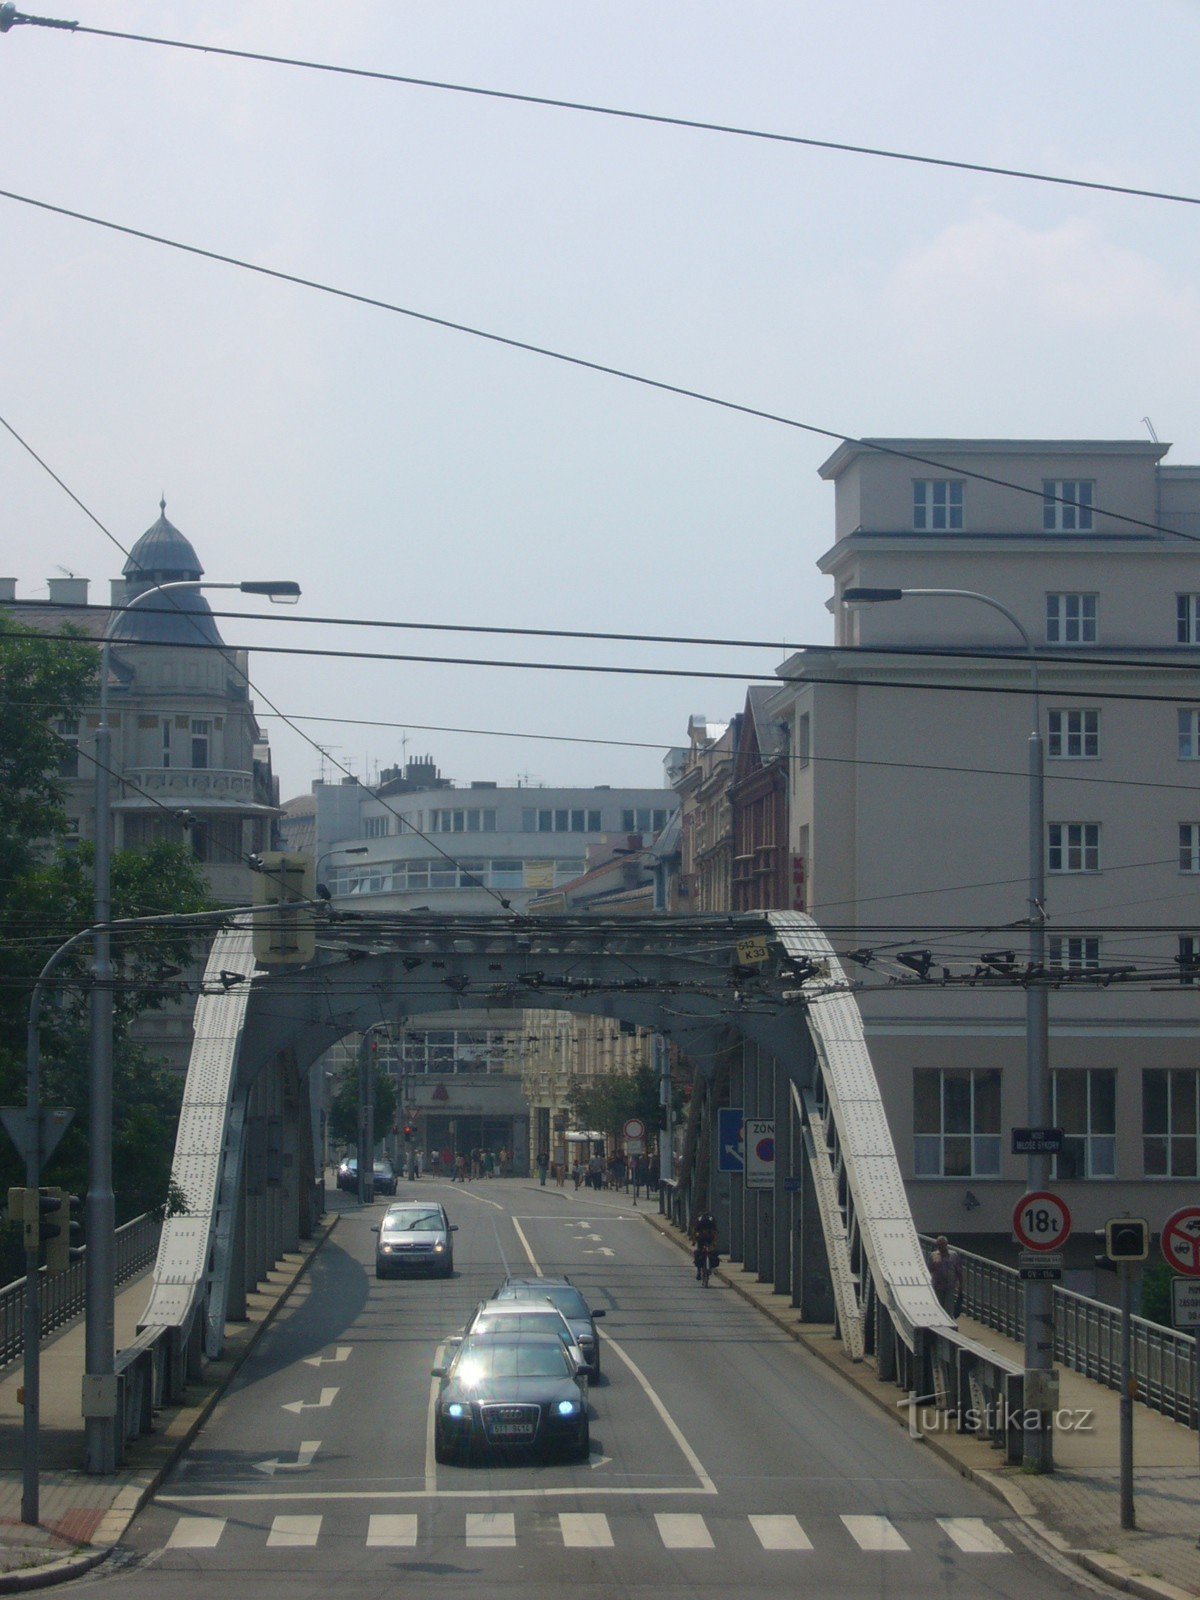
[491,1422,535,1437]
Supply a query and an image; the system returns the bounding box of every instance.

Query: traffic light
[251,852,316,966]
[7,1187,37,1251]
[1095,1217,1150,1271]
[403,1123,416,1143]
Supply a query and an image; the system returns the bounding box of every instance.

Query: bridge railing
[919,1235,1198,1428]
[0,1210,161,1371]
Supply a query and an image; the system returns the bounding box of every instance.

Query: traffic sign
[624,1138,645,1156]
[717,1108,744,1173]
[1013,1191,1072,1252]
[735,938,770,967]
[1171,1278,1200,1330]
[622,1118,646,1142]
[1011,1126,1065,1155]
[745,1118,775,1190]
[1161,1206,1200,1277]
[1019,1250,1064,1282]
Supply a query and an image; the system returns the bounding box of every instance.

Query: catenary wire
[13,18,1197,211]
[0,194,1196,548]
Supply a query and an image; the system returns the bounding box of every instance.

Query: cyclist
[691,1211,718,1283]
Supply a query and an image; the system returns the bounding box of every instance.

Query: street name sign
[1011,1127,1065,1155]
[1013,1190,1072,1252]
[717,1108,744,1173]
[1171,1278,1200,1330]
[745,1118,775,1190]
[1161,1206,1200,1277]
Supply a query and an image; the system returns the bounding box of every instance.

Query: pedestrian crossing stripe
[162,1511,1011,1554]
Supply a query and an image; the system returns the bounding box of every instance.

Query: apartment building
[770,439,1200,1264]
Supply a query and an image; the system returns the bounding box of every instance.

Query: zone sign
[1013,1191,1072,1252]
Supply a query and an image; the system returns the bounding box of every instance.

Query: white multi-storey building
[771,439,1200,1268]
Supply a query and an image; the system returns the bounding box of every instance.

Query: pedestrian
[555,1158,566,1187]
[484,1149,494,1178]
[441,1146,453,1176]
[572,1160,582,1190]
[929,1234,964,1316]
[537,1150,549,1186]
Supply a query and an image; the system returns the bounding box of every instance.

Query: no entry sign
[1161,1206,1200,1278]
[1013,1191,1072,1252]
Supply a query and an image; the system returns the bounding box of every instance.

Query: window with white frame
[1048,822,1100,872]
[53,717,80,779]
[1043,479,1094,531]
[362,816,390,839]
[1143,1069,1199,1177]
[1177,594,1200,645]
[1180,824,1200,872]
[1048,935,1101,972]
[190,719,211,770]
[161,718,172,770]
[522,808,603,834]
[428,807,497,833]
[1177,935,1200,985]
[620,807,672,834]
[913,1068,1001,1177]
[1046,592,1097,645]
[1178,709,1200,760]
[913,479,963,531]
[1047,709,1099,759]
[1052,1069,1115,1179]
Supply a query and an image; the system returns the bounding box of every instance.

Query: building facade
[770,437,1200,1265]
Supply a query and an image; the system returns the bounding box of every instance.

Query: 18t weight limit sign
[1013,1191,1072,1252]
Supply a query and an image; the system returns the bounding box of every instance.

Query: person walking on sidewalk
[537,1150,549,1186]
[929,1234,963,1316]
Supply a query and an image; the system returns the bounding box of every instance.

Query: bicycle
[694,1245,717,1287]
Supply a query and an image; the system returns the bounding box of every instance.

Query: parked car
[432,1334,589,1463]
[492,1276,606,1376]
[336,1157,357,1192]
[373,1159,398,1196]
[459,1300,587,1374]
[374,1201,456,1278]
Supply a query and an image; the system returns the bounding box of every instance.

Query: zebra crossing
[162,1509,1012,1556]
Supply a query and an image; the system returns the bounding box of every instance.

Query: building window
[161,719,172,770]
[521,808,603,834]
[1178,709,1200,760]
[1177,595,1200,644]
[1052,1069,1115,1179]
[913,1068,1001,1177]
[1047,709,1098,759]
[1047,822,1100,873]
[1143,1069,1199,1177]
[620,807,672,834]
[1180,824,1200,872]
[428,808,497,833]
[1048,935,1101,973]
[1046,593,1097,645]
[53,718,80,779]
[190,719,211,770]
[797,713,811,770]
[1043,479,1094,531]
[913,479,963,531]
[363,816,390,839]
[1177,935,1200,985]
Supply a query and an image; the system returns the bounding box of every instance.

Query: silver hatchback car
[374,1202,457,1279]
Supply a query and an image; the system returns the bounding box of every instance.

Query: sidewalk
[645,1207,1200,1600]
[0,1211,338,1590]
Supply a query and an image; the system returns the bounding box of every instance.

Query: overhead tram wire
[6,16,1198,211]
[0,197,1197,550]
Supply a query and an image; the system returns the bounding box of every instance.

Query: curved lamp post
[841,585,1052,1473]
[86,576,299,1473]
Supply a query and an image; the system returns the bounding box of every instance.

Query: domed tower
[111,500,223,648]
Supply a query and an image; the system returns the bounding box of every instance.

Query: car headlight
[447,1403,466,1419]
[556,1400,578,1416]
[434,1242,444,1252]
[381,1244,394,1253]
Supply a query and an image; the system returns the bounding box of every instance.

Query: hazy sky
[3,1,1198,803]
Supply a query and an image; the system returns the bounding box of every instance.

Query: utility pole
[357,1030,377,1205]
[1119,1259,1135,1529]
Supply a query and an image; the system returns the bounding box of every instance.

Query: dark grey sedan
[432,1335,589,1463]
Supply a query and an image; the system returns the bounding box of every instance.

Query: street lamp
[86,575,299,1473]
[840,585,1053,1473]
[316,845,368,898]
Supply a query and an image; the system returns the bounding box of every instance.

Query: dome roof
[111,500,223,648]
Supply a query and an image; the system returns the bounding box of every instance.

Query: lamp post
[841,585,1053,1473]
[86,575,299,1473]
[315,845,368,897]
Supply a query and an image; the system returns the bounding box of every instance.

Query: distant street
[91,1179,1095,1600]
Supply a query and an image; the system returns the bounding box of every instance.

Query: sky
[2,1,1199,804]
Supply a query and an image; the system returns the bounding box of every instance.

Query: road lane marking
[161,1485,713,1502]
[655,1513,712,1549]
[750,1514,812,1550]
[510,1215,541,1274]
[601,1329,715,1494]
[254,1440,321,1476]
[368,1514,418,1547]
[266,1514,321,1547]
[166,1517,225,1549]
[559,1512,613,1548]
[427,1184,504,1211]
[281,1386,338,1414]
[424,1370,439,1493]
[302,1346,351,1367]
[937,1517,1009,1553]
[466,1511,516,1547]
[841,1515,909,1551]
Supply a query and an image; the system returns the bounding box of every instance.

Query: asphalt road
[85,1178,1097,1600]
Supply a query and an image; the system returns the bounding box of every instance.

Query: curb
[640,1208,1197,1600]
[0,1212,339,1594]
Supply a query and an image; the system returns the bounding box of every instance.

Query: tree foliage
[328,1062,398,1150]
[568,1064,668,1140]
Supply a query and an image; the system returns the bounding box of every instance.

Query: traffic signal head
[403,1123,416,1142]
[1095,1217,1149,1270]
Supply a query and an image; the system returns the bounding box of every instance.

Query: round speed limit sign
[1013,1191,1072,1252]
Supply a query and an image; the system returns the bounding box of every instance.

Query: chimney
[47,577,89,606]
[110,579,128,608]
[0,579,15,602]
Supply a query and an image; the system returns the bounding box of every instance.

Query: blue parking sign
[717,1108,744,1173]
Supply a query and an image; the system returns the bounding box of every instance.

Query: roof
[819,437,1169,479]
[112,502,223,647]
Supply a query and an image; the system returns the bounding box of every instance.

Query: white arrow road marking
[281,1387,339,1414]
[253,1441,321,1476]
[583,1248,615,1257]
[302,1346,351,1368]
[589,1454,612,1471]
[586,1233,603,1240]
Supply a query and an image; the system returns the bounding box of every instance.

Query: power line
[11,17,1196,211]
[0,191,1195,549]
